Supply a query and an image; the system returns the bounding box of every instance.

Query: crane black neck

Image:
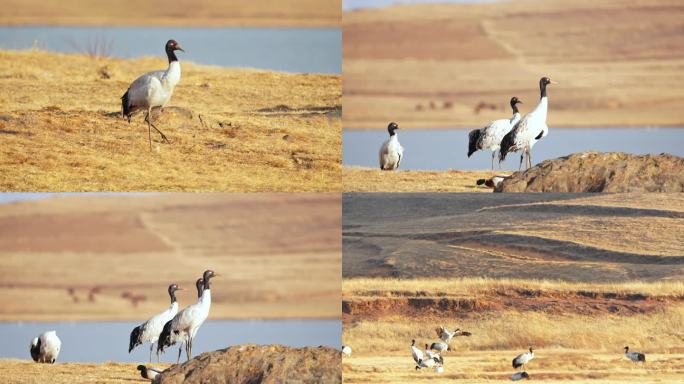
[169,289,177,304]
[166,47,179,63]
[540,82,548,99]
[511,103,519,114]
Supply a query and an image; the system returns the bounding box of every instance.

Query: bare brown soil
[0,193,341,320]
[0,0,340,27]
[343,0,684,128]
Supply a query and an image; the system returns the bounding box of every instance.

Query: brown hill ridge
[496,152,684,192]
[155,344,341,384]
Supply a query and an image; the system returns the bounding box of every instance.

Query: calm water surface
[343,128,684,171]
[0,319,340,363]
[0,26,341,73]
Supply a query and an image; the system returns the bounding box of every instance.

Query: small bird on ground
[342,345,352,356]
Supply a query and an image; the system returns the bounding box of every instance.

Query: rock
[495,152,684,192]
[155,344,341,384]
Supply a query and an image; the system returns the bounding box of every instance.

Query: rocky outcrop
[495,152,684,192]
[155,344,341,384]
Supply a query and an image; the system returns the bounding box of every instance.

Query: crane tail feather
[129,325,142,353]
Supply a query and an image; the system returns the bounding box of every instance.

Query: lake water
[0,27,341,74]
[0,319,340,363]
[343,128,684,171]
[343,0,499,10]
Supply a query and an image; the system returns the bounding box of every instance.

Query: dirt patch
[156,344,341,384]
[343,290,681,322]
[496,152,684,193]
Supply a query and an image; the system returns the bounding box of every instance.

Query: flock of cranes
[29,269,218,381]
[378,76,555,172]
[342,329,648,381]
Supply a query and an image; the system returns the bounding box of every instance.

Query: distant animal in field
[468,97,522,169]
[511,371,530,381]
[129,284,181,362]
[624,346,646,363]
[342,345,352,356]
[121,39,185,150]
[512,347,535,370]
[435,326,472,343]
[137,364,163,380]
[500,77,556,170]
[379,122,403,170]
[476,175,511,189]
[30,331,61,363]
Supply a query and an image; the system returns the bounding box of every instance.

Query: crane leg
[144,108,170,146]
[149,343,153,363]
[491,151,495,170]
[177,345,182,364]
[527,149,532,169]
[518,154,524,171]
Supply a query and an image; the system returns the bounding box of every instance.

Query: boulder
[155,344,341,384]
[495,152,684,192]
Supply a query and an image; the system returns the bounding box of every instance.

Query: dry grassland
[0,360,166,384]
[0,0,340,27]
[0,193,341,320]
[342,167,506,192]
[0,50,341,191]
[343,0,684,128]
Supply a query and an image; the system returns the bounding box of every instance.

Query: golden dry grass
[342,351,684,383]
[343,167,505,192]
[0,360,167,384]
[0,0,340,27]
[343,0,684,128]
[0,50,341,191]
[0,193,341,320]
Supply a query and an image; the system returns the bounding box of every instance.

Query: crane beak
[550,80,558,84]
[177,46,185,52]
[176,287,184,290]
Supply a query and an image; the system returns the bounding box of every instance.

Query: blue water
[0,26,341,74]
[343,127,684,171]
[0,319,340,363]
[343,0,500,11]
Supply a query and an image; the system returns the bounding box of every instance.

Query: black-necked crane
[624,346,646,363]
[499,77,556,170]
[430,341,450,353]
[379,122,404,170]
[411,339,440,370]
[29,331,61,363]
[512,347,535,370]
[511,371,530,381]
[137,365,163,380]
[129,284,181,362]
[158,270,218,363]
[468,97,522,169]
[121,39,185,150]
[435,326,472,344]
